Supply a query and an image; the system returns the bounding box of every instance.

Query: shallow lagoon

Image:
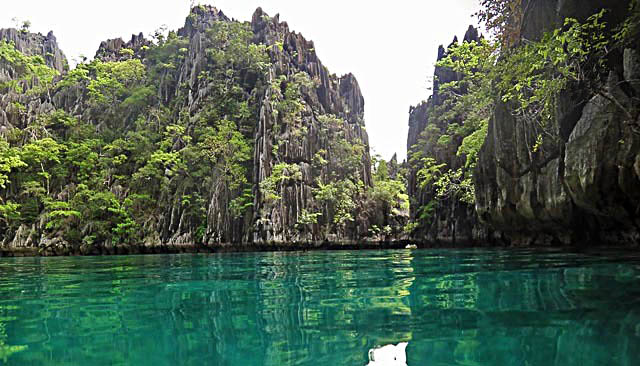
[1,249,639,365]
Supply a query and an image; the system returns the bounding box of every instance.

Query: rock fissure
[0,6,401,255]
[407,0,640,246]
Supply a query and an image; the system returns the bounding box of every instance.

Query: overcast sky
[1,1,481,161]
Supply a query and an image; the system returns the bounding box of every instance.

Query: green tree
[198,119,252,190]
[0,40,59,94]
[87,59,146,108]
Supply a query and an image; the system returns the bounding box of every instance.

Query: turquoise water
[1,249,640,365]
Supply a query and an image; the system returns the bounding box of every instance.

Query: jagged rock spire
[0,28,67,72]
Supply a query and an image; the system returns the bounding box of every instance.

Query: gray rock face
[95,33,152,62]
[0,6,372,251]
[407,0,640,246]
[0,28,67,138]
[0,28,67,73]
[149,6,372,245]
[406,26,489,244]
[624,49,640,94]
[250,8,368,128]
[520,0,628,41]
[179,5,229,38]
[250,8,372,243]
[475,0,640,246]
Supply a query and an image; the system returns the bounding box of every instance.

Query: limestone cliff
[407,0,640,247]
[0,28,67,74]
[406,26,489,244]
[475,0,640,246]
[250,8,372,243]
[0,6,374,255]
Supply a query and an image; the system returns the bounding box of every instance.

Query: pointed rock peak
[179,4,230,38]
[390,153,398,164]
[252,8,280,24]
[437,45,445,60]
[463,25,480,43]
[0,28,67,72]
[444,36,459,54]
[95,32,151,62]
[130,32,146,44]
[189,4,226,19]
[252,7,268,20]
[251,7,273,34]
[251,8,290,40]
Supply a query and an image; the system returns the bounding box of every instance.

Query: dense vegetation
[407,0,640,237]
[0,23,260,247]
[0,8,410,251]
[3,1,638,251]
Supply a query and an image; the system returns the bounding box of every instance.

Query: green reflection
[0,250,639,366]
[0,309,27,364]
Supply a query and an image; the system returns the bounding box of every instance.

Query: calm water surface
[1,249,640,365]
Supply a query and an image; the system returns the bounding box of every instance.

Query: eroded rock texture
[406,26,489,244]
[407,0,640,247]
[0,28,67,74]
[475,0,640,246]
[250,8,372,243]
[0,6,372,254]
[95,33,152,63]
[0,29,68,126]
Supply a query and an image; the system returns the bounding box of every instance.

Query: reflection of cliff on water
[405,250,640,365]
[0,250,639,365]
[0,309,27,363]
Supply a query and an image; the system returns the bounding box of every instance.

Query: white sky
[1,1,481,161]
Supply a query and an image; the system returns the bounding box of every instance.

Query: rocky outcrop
[475,0,640,246]
[406,0,640,247]
[407,102,429,166]
[142,6,373,245]
[0,28,64,136]
[95,33,152,62]
[406,26,489,244]
[250,8,368,128]
[0,28,67,73]
[179,5,229,38]
[0,6,374,254]
[250,8,372,243]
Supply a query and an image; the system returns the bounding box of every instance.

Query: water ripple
[0,249,639,365]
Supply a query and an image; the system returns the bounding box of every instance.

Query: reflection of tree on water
[254,251,418,365]
[0,314,27,363]
[406,251,640,365]
[2,251,640,365]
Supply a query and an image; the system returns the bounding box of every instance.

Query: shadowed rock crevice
[474,0,640,246]
[408,0,640,247]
